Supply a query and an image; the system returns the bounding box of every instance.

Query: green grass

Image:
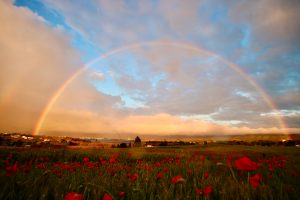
[0,145,299,200]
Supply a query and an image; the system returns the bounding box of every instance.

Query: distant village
[0,133,299,149]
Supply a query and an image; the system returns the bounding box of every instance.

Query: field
[1,145,300,200]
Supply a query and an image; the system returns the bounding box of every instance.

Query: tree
[119,143,127,148]
[134,136,141,143]
[134,136,142,147]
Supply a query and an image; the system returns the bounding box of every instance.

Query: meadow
[1,144,300,200]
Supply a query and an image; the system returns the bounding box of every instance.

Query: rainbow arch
[33,40,290,138]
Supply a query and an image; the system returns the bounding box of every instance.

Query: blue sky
[0,0,299,136]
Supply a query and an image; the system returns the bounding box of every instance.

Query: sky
[0,0,299,138]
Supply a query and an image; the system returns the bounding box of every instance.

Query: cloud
[90,71,105,81]
[114,113,224,135]
[229,0,300,48]
[51,74,122,114]
[275,90,300,110]
[109,46,269,115]
[43,0,167,48]
[0,0,81,132]
[42,112,225,135]
[42,109,296,136]
[158,0,201,36]
[41,108,117,135]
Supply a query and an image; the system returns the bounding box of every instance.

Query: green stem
[229,166,238,183]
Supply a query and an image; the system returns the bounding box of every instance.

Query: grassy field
[1,144,300,200]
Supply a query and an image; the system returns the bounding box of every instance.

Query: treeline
[227,140,300,146]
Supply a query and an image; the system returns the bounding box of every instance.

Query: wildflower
[187,168,192,174]
[102,193,112,200]
[249,173,262,188]
[83,157,89,163]
[268,164,274,172]
[203,185,213,196]
[204,171,209,179]
[200,155,205,162]
[256,162,263,169]
[227,153,233,162]
[61,164,73,171]
[225,153,233,167]
[195,188,203,195]
[154,162,161,167]
[170,175,185,184]
[36,163,45,169]
[164,167,168,173]
[235,157,257,171]
[157,172,163,180]
[5,161,19,176]
[108,170,115,177]
[130,173,138,182]
[109,157,116,164]
[119,191,125,198]
[196,185,213,196]
[144,164,150,170]
[64,192,82,200]
[3,159,10,166]
[21,165,32,173]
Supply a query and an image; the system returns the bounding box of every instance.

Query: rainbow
[33,40,290,138]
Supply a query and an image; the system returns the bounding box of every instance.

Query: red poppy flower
[4,159,10,166]
[102,193,112,200]
[235,157,257,171]
[196,185,213,196]
[157,172,163,180]
[170,175,185,184]
[144,164,150,170]
[227,153,233,162]
[109,157,116,164]
[64,192,82,200]
[268,164,274,172]
[5,161,19,176]
[204,171,209,179]
[36,163,45,169]
[119,191,125,198]
[21,165,32,173]
[249,173,262,188]
[225,153,233,167]
[130,173,138,182]
[195,188,203,195]
[200,155,205,162]
[83,157,89,163]
[203,185,213,196]
[164,167,168,173]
